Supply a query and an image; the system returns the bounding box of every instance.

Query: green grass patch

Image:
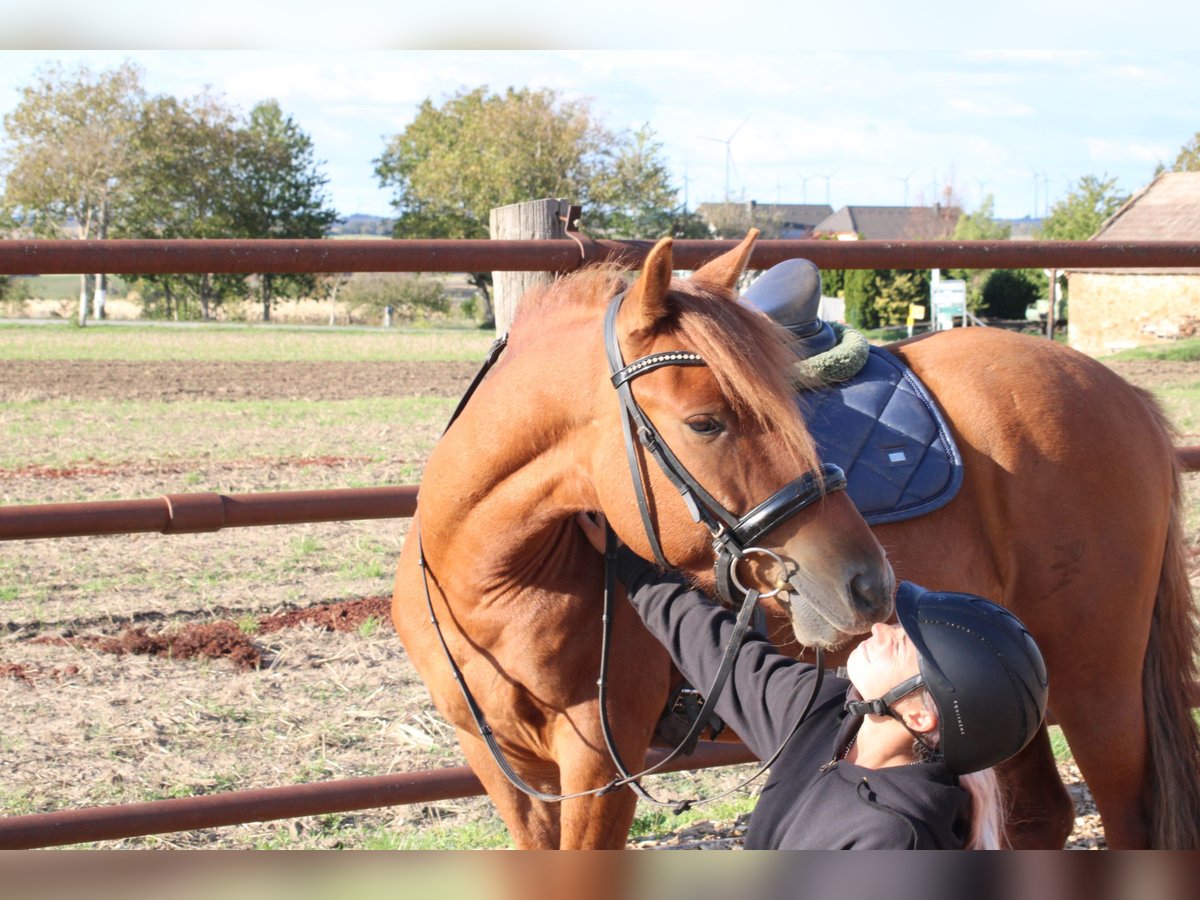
[366,818,512,850]
[1107,337,1200,363]
[1048,725,1072,763]
[0,321,495,362]
[629,794,756,839]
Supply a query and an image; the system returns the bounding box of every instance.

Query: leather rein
[416,289,845,808]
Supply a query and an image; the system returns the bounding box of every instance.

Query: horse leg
[453,727,562,849]
[995,723,1074,848]
[557,774,641,849]
[1049,668,1152,848]
[554,737,643,850]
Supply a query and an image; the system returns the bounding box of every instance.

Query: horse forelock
[512,266,818,470]
[669,285,819,470]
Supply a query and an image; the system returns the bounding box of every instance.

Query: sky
[2,7,1198,224]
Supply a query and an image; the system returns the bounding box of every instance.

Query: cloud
[947,96,1034,117]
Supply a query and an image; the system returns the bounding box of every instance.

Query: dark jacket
[615,547,971,849]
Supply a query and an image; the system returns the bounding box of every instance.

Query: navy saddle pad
[799,346,962,525]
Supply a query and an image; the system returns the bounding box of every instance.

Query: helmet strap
[844,674,943,761]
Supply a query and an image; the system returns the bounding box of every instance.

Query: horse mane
[515,266,821,471]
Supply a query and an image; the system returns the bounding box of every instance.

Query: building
[696,201,833,239]
[812,204,961,241]
[1065,172,1200,356]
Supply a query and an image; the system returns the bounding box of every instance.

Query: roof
[696,202,833,231]
[813,205,961,240]
[1071,172,1200,274]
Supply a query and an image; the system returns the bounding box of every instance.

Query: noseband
[603,291,847,607]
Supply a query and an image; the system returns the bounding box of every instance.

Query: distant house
[813,204,961,241]
[696,201,834,239]
[1065,172,1200,356]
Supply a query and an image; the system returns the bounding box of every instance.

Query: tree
[339,273,449,324]
[119,91,245,320]
[946,194,1042,315]
[231,100,337,321]
[1164,132,1200,172]
[590,125,706,238]
[976,269,1041,320]
[0,60,147,324]
[843,268,883,329]
[873,271,930,326]
[375,87,691,322]
[1037,175,1128,241]
[699,199,787,239]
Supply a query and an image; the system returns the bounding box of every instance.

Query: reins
[416,289,841,809]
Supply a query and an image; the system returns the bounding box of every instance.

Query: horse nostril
[850,569,894,618]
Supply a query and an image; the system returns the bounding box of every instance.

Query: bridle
[602,291,847,607]
[417,288,848,810]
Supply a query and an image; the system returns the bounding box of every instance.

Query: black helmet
[893,581,1049,775]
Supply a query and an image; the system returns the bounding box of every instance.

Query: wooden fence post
[489,198,572,335]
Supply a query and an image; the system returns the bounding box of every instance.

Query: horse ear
[624,236,675,334]
[690,228,760,292]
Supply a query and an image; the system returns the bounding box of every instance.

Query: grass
[0,321,496,362]
[629,794,757,839]
[0,395,455,471]
[1107,336,1200,363]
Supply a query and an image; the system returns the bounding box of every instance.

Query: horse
[393,232,1200,849]
[391,232,896,849]
[852,324,1200,849]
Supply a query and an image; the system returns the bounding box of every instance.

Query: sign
[930,280,967,330]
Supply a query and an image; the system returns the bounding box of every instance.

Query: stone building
[1066,172,1200,356]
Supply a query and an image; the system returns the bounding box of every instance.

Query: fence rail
[3,238,1200,275]
[2,236,1199,848]
[0,742,756,850]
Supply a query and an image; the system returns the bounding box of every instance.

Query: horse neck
[419,314,602,598]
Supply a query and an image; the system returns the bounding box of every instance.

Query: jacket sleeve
[614,546,825,760]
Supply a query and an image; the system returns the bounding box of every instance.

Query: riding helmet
[893,581,1049,775]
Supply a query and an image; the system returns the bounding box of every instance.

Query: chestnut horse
[847,326,1200,849]
[392,234,895,849]
[394,234,1200,849]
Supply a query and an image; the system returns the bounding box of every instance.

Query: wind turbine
[975,177,994,208]
[1029,166,1049,218]
[699,113,753,201]
[890,167,918,206]
[818,170,837,206]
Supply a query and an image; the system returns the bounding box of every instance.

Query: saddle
[742,260,963,525]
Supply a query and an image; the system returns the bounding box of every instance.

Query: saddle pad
[799,346,962,525]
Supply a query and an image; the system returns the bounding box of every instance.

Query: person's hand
[575,511,609,554]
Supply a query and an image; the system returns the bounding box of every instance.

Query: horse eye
[687,415,724,435]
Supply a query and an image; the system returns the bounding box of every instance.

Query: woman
[577,512,1048,850]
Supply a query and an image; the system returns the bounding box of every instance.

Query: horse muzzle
[712,463,848,606]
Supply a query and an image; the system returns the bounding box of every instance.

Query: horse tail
[1140,390,1200,848]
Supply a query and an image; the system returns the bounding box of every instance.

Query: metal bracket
[561,204,595,262]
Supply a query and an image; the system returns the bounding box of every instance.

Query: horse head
[592,232,895,648]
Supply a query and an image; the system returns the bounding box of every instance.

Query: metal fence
[2,236,1198,848]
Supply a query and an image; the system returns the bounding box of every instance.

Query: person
[576,512,1049,850]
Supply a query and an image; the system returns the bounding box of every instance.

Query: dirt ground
[1,353,1197,849]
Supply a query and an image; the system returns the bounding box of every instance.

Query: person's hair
[913,690,1006,850]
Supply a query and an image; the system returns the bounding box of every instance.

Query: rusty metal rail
[3,450,1198,543]
[0,742,757,849]
[2,238,1198,275]
[0,486,418,541]
[2,236,1199,848]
